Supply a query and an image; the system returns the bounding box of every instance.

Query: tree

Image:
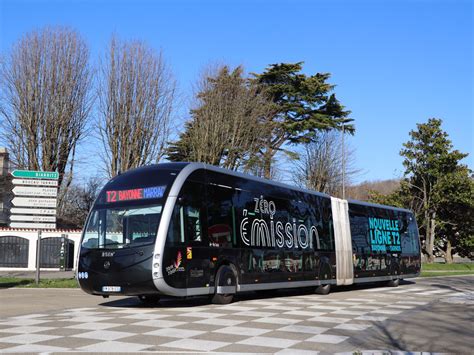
[250,62,354,178]
[432,169,474,261]
[98,37,175,178]
[0,27,93,193]
[293,130,359,196]
[167,65,274,170]
[58,176,103,229]
[371,118,473,262]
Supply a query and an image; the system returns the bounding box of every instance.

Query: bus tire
[315,284,331,295]
[212,265,237,305]
[138,295,160,304]
[387,278,399,287]
[212,292,233,304]
[387,265,400,287]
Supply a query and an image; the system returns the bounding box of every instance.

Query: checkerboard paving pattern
[0,282,469,353]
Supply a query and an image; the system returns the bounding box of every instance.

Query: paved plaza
[0,276,472,353]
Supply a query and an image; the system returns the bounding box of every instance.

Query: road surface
[0,275,472,353]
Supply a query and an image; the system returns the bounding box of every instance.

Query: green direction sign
[11,170,59,180]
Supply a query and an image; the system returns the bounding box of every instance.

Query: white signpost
[12,186,58,197]
[11,197,57,208]
[10,222,56,229]
[9,170,59,230]
[10,208,56,215]
[8,170,59,283]
[10,215,56,222]
[12,179,58,187]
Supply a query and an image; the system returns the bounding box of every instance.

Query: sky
[0,0,472,184]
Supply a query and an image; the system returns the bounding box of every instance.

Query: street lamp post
[342,124,345,200]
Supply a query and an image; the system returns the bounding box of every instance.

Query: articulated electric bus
[77,163,421,304]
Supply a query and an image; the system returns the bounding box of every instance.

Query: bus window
[207,184,234,248]
[81,206,162,249]
[402,214,420,255]
[167,205,184,245]
[82,210,102,248]
[183,206,202,242]
[119,206,161,245]
[167,203,205,245]
[307,195,334,252]
[166,181,206,245]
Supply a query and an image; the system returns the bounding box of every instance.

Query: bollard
[35,230,42,285]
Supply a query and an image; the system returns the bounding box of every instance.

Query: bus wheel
[212,265,237,305]
[387,266,400,287]
[387,278,399,287]
[315,284,331,295]
[138,295,160,304]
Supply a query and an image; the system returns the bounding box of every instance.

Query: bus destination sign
[106,185,165,203]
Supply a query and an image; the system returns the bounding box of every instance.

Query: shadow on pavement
[0,278,32,289]
[349,301,473,353]
[98,279,418,309]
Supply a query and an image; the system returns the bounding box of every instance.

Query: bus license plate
[102,286,121,292]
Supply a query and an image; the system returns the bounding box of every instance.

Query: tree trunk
[262,151,274,179]
[424,212,433,263]
[445,240,453,264]
[426,212,436,263]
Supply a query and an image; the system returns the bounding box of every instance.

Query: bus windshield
[81,205,162,249]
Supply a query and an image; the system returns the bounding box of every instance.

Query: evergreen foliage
[167,66,273,170]
[250,62,353,178]
[168,62,353,178]
[370,118,473,261]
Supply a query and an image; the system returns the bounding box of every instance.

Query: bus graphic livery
[77,163,421,304]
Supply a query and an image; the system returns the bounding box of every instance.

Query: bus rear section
[348,201,421,284]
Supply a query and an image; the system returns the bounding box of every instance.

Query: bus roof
[175,162,332,199]
[346,199,413,214]
[118,162,412,213]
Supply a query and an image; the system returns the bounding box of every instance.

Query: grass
[420,262,474,277]
[0,277,79,288]
[421,262,473,271]
[420,271,474,277]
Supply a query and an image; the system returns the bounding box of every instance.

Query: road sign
[11,197,57,208]
[10,215,56,222]
[11,170,59,180]
[12,179,58,187]
[9,222,56,229]
[12,186,57,197]
[10,208,57,215]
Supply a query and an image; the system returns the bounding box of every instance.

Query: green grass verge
[421,262,473,271]
[0,277,79,288]
[420,271,474,277]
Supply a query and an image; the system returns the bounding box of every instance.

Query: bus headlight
[154,254,160,259]
[154,263,159,268]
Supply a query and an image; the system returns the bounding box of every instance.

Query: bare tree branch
[293,131,360,196]
[98,36,175,177]
[0,26,93,192]
[168,65,275,171]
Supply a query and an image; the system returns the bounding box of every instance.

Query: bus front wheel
[211,265,237,304]
[387,278,399,287]
[315,284,331,295]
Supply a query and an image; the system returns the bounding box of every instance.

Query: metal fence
[0,236,29,267]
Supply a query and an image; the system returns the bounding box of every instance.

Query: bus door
[177,180,210,290]
[206,182,240,287]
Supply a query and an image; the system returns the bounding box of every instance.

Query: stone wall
[0,228,82,271]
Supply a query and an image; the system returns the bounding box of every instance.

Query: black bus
[77,163,421,304]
